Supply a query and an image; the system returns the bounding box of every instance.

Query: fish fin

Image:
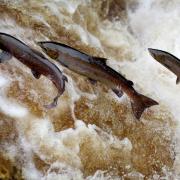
[112,88,123,98]
[31,69,41,79]
[176,76,180,84]
[63,75,68,82]
[0,50,12,63]
[44,94,59,109]
[92,57,107,66]
[127,80,134,86]
[88,78,97,85]
[131,93,158,120]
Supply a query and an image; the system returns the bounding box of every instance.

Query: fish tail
[176,76,180,84]
[131,93,158,120]
[44,94,60,109]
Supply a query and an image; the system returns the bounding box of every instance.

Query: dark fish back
[92,56,133,86]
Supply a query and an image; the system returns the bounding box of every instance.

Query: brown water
[0,0,179,179]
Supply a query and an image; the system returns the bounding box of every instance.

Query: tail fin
[176,76,180,84]
[131,94,158,120]
[44,94,60,109]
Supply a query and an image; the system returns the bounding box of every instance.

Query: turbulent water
[0,0,180,179]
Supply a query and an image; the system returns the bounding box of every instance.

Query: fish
[38,41,158,120]
[148,48,180,84]
[0,33,68,108]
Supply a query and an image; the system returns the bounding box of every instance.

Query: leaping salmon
[0,33,68,108]
[148,48,180,84]
[38,41,158,119]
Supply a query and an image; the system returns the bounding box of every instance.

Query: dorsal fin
[92,57,107,66]
[127,80,134,86]
[93,56,134,86]
[31,69,41,79]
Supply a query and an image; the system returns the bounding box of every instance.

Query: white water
[0,0,180,179]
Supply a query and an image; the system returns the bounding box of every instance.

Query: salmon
[38,41,158,119]
[0,33,67,108]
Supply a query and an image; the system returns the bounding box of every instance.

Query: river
[0,0,179,179]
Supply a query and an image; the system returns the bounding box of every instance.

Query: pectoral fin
[88,78,97,85]
[63,75,68,82]
[44,96,59,109]
[0,50,12,63]
[112,88,123,98]
[176,76,180,84]
[31,69,41,79]
[44,94,59,109]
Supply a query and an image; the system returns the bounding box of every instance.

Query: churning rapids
[0,0,179,179]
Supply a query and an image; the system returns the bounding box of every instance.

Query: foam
[42,162,83,180]
[65,24,102,48]
[87,170,113,180]
[0,0,179,179]
[19,117,132,179]
[0,76,9,88]
[0,96,28,118]
[0,74,28,118]
[22,161,43,180]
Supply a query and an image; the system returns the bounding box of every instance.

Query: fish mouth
[36,41,44,47]
[36,41,48,53]
[148,48,157,59]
